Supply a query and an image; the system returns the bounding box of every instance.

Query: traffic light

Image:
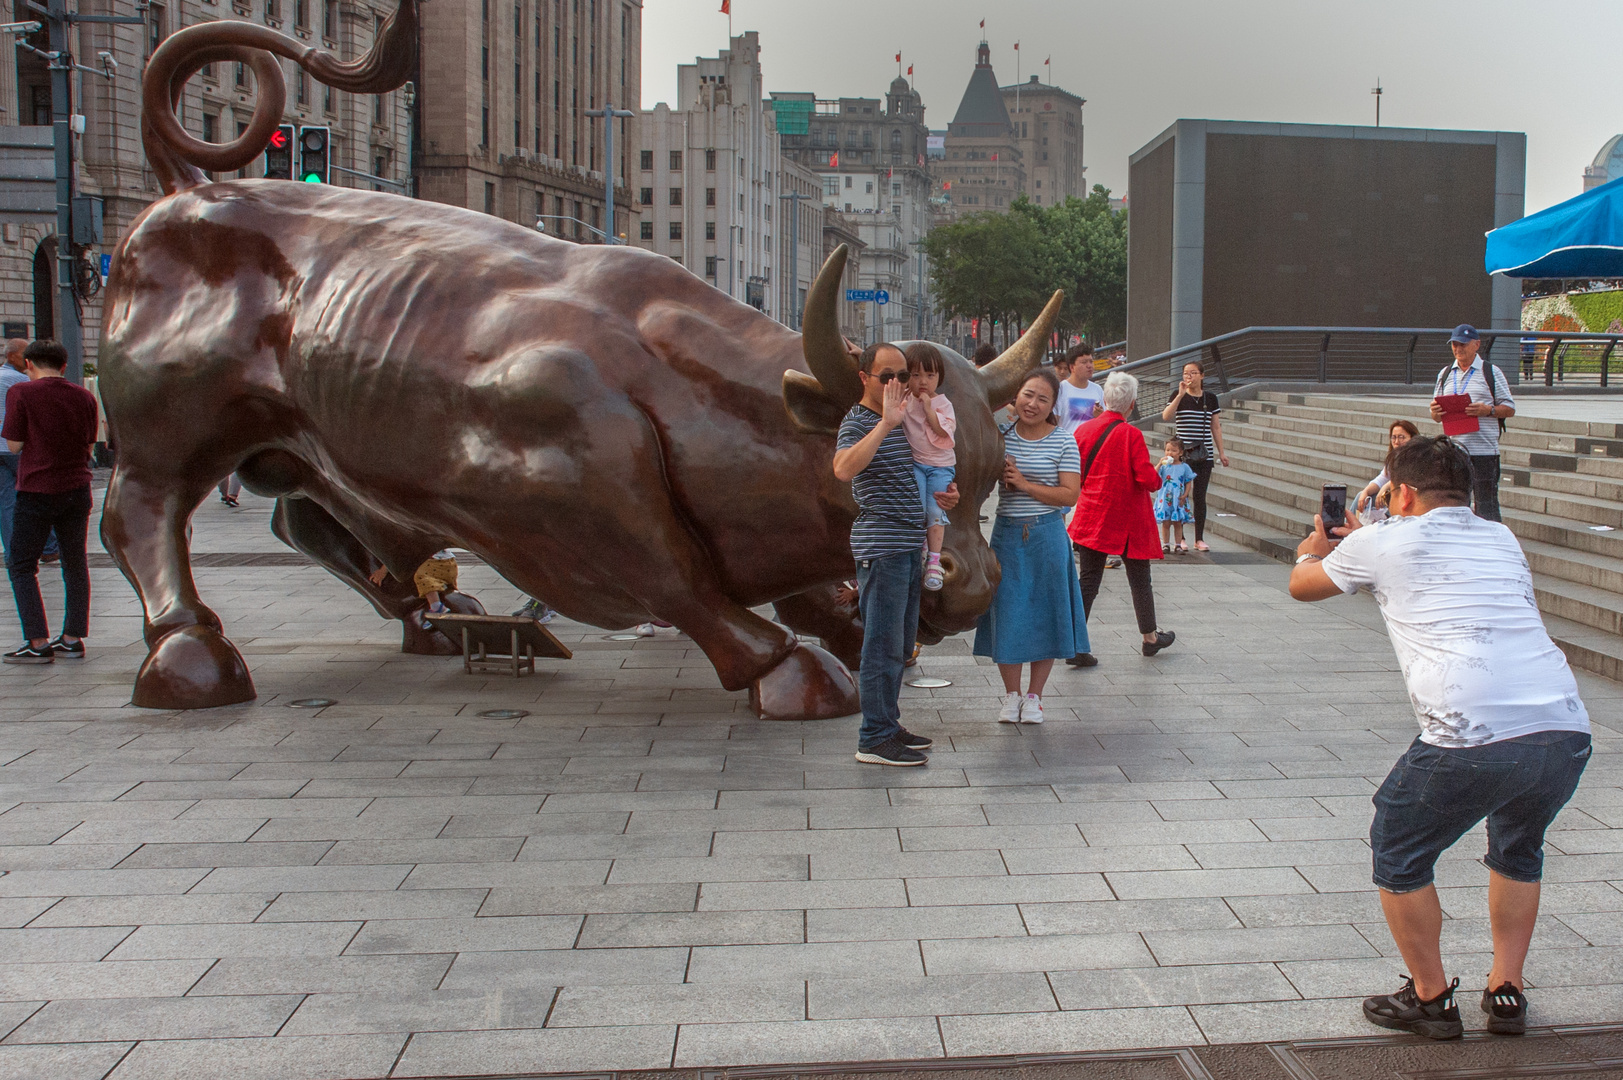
[298,126,330,184]
[263,124,294,179]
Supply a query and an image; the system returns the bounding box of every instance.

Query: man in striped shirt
[1430,324,1515,522]
[834,342,958,767]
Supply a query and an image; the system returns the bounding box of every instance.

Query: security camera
[98,50,116,70]
[534,219,547,232]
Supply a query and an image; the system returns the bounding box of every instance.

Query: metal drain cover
[477,709,530,720]
[287,698,337,708]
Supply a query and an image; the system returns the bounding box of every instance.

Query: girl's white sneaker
[997,692,1022,724]
[1020,694,1045,724]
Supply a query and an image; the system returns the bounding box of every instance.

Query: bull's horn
[801,244,863,406]
[977,290,1066,407]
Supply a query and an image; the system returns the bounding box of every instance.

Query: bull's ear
[783,370,846,436]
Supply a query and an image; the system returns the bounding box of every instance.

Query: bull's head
[785,245,1064,642]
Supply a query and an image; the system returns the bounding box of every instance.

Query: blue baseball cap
[1449,324,1480,343]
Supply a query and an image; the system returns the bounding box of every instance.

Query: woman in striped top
[973,369,1090,726]
[1160,361,1229,552]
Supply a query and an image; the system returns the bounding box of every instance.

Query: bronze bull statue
[99,0,1062,719]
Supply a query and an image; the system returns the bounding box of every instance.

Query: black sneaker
[3,643,54,665]
[1142,630,1176,657]
[896,727,933,750]
[1481,981,1527,1035]
[854,735,928,767]
[47,636,84,660]
[1066,652,1099,668]
[1363,976,1462,1040]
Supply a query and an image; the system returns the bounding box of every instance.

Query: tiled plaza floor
[0,487,1621,1078]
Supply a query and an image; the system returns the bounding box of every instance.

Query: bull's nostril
[938,554,959,581]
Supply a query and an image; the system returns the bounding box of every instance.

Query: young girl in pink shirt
[901,343,956,591]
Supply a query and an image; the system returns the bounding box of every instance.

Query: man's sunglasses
[869,369,912,384]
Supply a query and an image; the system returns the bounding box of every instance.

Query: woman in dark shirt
[1159,361,1228,552]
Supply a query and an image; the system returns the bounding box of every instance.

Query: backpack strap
[1079,418,1125,488]
[1482,360,1508,434]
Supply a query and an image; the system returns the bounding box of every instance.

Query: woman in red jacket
[1066,371,1177,662]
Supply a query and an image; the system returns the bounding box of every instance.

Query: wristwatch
[1295,553,1322,565]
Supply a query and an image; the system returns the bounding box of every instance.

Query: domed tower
[1585,135,1623,191]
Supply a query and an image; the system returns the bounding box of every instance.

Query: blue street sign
[99,253,111,278]
[875,289,890,306]
[845,289,876,302]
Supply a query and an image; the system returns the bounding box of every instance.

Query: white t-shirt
[1055,379,1105,437]
[1320,506,1588,748]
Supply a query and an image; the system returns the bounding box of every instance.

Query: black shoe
[1481,982,1527,1035]
[1142,630,1176,657]
[854,735,928,767]
[39,552,59,565]
[896,727,933,750]
[3,643,54,665]
[1363,976,1462,1040]
[46,636,84,660]
[1066,652,1099,668]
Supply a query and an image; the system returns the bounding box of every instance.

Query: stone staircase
[1143,390,1623,682]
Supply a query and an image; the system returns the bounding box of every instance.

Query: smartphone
[1320,484,1347,531]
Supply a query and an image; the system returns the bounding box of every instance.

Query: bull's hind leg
[270,495,484,656]
[101,465,255,709]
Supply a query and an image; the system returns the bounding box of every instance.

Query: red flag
[719,0,729,11]
[1013,41,1019,50]
[1045,56,1050,66]
[992,152,998,161]
[887,168,893,179]
[895,52,901,63]
[907,64,913,76]
[979,18,984,28]
[943,181,952,189]
[830,151,838,167]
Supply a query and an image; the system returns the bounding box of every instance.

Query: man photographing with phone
[1290,435,1590,1040]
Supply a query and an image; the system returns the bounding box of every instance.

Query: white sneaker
[1020,694,1045,724]
[997,692,1022,724]
[634,623,656,637]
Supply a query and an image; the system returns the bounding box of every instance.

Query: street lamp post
[909,238,928,339]
[778,190,809,329]
[584,102,635,242]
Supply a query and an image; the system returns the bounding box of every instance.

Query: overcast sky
[642,0,1622,215]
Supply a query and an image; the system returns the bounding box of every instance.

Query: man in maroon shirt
[2,340,98,663]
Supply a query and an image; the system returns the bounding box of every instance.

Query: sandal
[1174,543,1188,554]
[1162,543,1171,553]
[1194,541,1210,552]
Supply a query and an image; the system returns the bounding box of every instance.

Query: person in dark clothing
[2,340,98,663]
[1159,360,1228,551]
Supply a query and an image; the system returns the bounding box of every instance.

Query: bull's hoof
[399,590,487,656]
[132,625,256,710]
[749,642,859,721]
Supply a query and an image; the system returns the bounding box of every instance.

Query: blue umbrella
[1485,175,1623,278]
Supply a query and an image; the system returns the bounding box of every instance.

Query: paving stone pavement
[0,485,1621,1078]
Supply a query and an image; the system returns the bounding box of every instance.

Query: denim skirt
[973,512,1090,665]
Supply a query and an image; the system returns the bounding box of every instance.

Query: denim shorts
[1370,730,1591,893]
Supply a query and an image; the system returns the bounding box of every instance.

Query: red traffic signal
[264,123,295,180]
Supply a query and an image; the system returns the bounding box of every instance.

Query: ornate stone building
[774,77,935,343]
[1001,75,1084,206]
[938,41,1022,217]
[415,0,641,241]
[634,32,781,316]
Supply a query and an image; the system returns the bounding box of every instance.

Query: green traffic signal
[302,174,323,183]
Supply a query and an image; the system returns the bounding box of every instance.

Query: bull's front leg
[101,465,255,709]
[773,583,863,673]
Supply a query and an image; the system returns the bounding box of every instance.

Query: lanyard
[1450,365,1475,396]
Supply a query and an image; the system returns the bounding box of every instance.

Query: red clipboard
[1435,393,1479,436]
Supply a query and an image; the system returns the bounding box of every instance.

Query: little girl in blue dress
[1154,437,1196,553]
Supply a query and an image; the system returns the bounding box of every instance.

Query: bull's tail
[141,0,418,195]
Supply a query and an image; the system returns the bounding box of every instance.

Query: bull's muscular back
[100,181,856,600]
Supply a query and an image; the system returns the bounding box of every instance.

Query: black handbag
[1179,394,1211,464]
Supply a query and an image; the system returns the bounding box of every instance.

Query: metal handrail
[1094,325,1623,390]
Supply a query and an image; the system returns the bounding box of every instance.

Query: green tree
[923,185,1126,350]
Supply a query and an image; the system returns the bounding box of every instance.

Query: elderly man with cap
[1430,324,1516,522]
